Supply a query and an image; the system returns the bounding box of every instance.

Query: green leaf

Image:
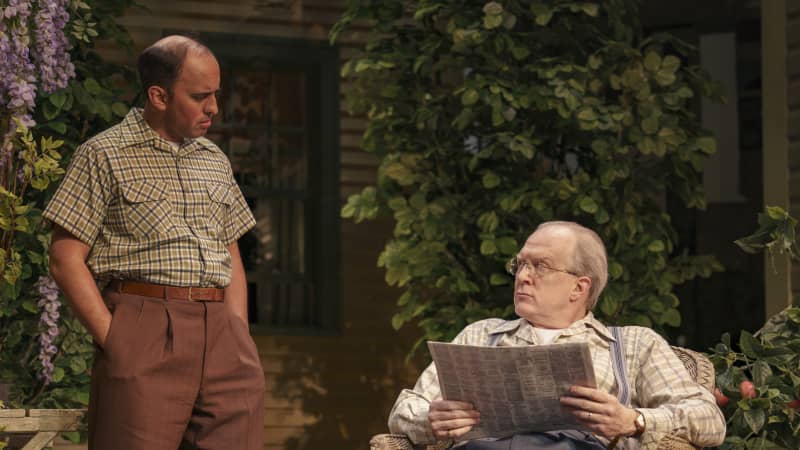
[413,4,442,20]
[661,55,681,73]
[740,331,762,358]
[599,294,618,316]
[462,89,480,106]
[484,14,503,29]
[655,70,676,86]
[696,136,716,154]
[483,1,503,15]
[608,262,624,279]
[22,299,38,313]
[641,116,659,134]
[70,356,87,374]
[579,196,598,214]
[744,408,765,434]
[482,171,501,189]
[580,3,599,16]
[490,273,510,285]
[531,4,553,26]
[662,308,681,327]
[112,102,129,117]
[49,91,67,109]
[84,78,103,95]
[383,162,414,185]
[53,367,65,383]
[644,52,662,71]
[477,211,499,232]
[637,137,656,154]
[480,240,497,255]
[495,236,517,254]
[61,431,81,443]
[511,47,530,60]
[752,361,772,386]
[647,240,665,252]
[46,121,67,134]
[675,87,693,99]
[577,108,597,121]
[392,313,406,331]
[43,101,60,120]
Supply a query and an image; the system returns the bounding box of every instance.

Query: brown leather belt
[111,280,225,302]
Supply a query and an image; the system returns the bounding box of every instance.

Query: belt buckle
[187,286,193,301]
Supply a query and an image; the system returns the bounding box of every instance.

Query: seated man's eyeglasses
[505,256,581,278]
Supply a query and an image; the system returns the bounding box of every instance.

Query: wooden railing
[0,409,84,450]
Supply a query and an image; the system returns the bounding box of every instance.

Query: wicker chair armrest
[370,434,453,450]
[670,346,715,393]
[657,433,700,450]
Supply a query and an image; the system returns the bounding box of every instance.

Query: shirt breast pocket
[205,182,233,234]
[120,181,174,238]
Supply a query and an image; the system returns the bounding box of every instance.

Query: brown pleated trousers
[88,290,265,450]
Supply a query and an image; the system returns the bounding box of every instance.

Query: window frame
[198,32,341,335]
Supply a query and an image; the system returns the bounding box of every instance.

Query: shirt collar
[121,108,215,155]
[487,312,615,343]
[559,312,616,341]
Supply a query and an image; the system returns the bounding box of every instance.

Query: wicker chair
[370,346,715,450]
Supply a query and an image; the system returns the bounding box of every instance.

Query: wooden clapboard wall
[71,1,424,449]
[789,1,800,301]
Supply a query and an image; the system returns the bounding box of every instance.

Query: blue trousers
[462,430,606,450]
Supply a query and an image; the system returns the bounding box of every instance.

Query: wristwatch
[632,410,646,436]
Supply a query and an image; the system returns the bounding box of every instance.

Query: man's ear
[569,276,592,304]
[147,86,169,111]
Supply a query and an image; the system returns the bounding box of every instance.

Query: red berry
[788,399,800,409]
[739,380,756,399]
[713,388,729,407]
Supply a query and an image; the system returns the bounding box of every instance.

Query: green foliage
[0,0,138,422]
[709,208,800,449]
[333,0,723,350]
[734,206,798,263]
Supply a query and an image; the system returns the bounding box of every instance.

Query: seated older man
[388,221,726,449]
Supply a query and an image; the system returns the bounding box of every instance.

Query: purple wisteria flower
[36,275,60,385]
[1,0,75,135]
[0,0,37,115]
[32,0,74,93]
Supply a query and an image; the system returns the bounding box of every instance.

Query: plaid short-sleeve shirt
[43,108,256,288]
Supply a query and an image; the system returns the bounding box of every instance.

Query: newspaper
[427,341,597,441]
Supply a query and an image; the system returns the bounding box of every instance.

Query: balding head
[535,221,608,310]
[137,35,214,98]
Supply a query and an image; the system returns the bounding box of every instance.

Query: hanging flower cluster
[36,275,61,385]
[32,0,74,93]
[0,0,74,131]
[0,2,75,384]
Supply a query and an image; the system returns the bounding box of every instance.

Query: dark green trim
[195,32,341,335]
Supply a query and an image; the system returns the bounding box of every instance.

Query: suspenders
[608,326,631,407]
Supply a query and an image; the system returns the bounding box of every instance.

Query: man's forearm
[225,241,248,321]
[49,229,111,347]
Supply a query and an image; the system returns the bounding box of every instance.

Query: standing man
[388,221,726,449]
[45,35,264,450]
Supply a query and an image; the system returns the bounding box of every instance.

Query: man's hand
[428,400,480,440]
[560,385,639,439]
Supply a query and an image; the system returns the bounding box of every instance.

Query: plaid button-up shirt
[43,108,256,288]
[388,313,726,449]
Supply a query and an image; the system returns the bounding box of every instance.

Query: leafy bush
[709,207,800,449]
[0,0,138,434]
[331,0,722,353]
